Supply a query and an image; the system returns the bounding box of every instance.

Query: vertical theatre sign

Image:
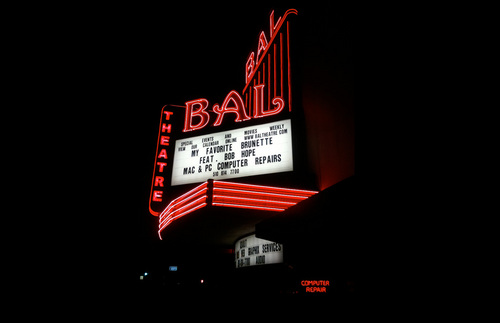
[149,105,177,216]
[149,9,298,216]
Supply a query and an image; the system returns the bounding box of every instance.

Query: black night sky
[33,2,353,312]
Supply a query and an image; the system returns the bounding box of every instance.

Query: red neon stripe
[268,53,271,110]
[213,187,312,200]
[170,181,207,204]
[213,180,318,196]
[213,190,308,205]
[159,182,207,220]
[212,202,285,212]
[159,188,207,223]
[262,62,266,113]
[213,201,291,211]
[213,195,295,205]
[213,180,284,190]
[213,180,317,191]
[287,21,291,112]
[213,195,297,208]
[160,199,207,228]
[280,32,283,98]
[160,187,207,216]
[160,195,208,226]
[274,43,277,98]
[159,202,207,234]
[249,85,252,114]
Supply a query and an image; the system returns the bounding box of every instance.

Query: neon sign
[149,105,177,216]
[158,180,317,238]
[183,9,297,132]
[301,280,330,293]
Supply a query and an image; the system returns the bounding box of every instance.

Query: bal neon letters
[183,86,284,132]
[183,9,297,132]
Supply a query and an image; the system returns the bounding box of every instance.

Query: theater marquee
[171,119,293,186]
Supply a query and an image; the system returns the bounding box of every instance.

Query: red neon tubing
[158,179,317,238]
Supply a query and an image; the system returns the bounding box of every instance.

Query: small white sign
[234,234,283,268]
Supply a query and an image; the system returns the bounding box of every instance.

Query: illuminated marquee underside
[158,180,317,239]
